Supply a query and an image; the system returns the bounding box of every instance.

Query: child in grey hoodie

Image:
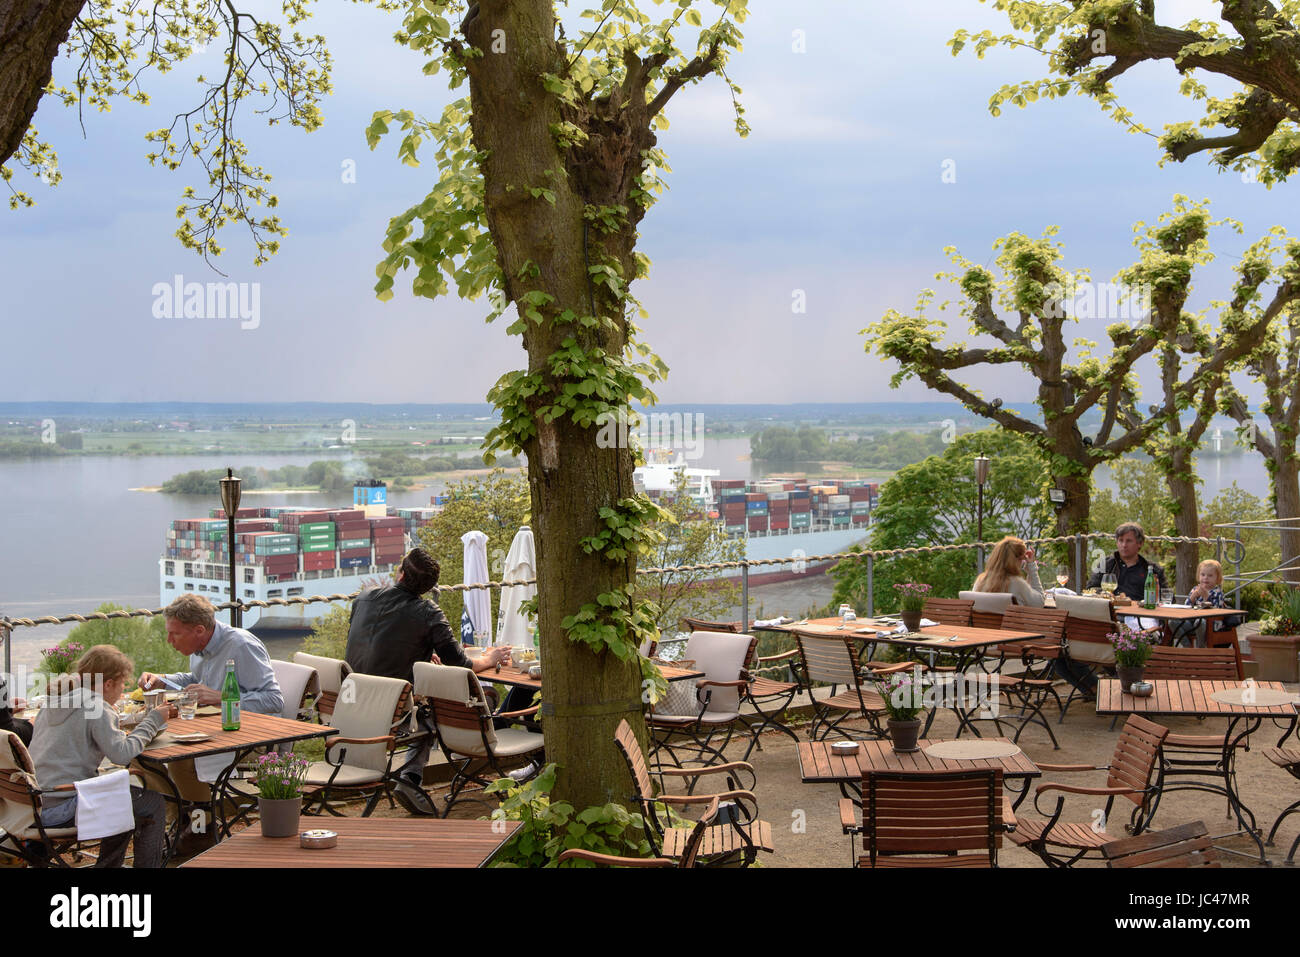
[29,644,172,867]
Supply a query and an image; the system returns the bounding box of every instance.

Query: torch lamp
[220,468,242,627]
[974,454,990,573]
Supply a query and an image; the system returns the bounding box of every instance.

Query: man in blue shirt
[140,594,283,715]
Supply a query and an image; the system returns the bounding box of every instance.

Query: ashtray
[1129,681,1154,697]
[528,664,542,679]
[831,741,860,756]
[300,829,338,849]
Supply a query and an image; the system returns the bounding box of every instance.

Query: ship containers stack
[237,531,300,579]
[371,516,406,566]
[789,486,812,529]
[330,508,372,570]
[768,489,790,530]
[719,484,747,534]
[849,485,872,525]
[745,491,768,533]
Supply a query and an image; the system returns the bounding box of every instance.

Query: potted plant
[1108,622,1158,690]
[893,583,931,632]
[1252,588,1300,683]
[251,751,309,838]
[881,670,927,753]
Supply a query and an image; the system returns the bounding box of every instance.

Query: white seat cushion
[304,762,384,788]
[447,728,543,759]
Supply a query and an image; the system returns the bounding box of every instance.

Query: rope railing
[0,531,1229,632]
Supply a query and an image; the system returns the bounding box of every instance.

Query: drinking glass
[1055,565,1070,588]
[178,691,198,720]
[1159,588,1174,606]
[1101,574,1118,596]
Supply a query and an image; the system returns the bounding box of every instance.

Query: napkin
[753,616,794,628]
[74,768,134,840]
[195,751,237,784]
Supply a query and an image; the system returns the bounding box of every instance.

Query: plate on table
[169,732,212,744]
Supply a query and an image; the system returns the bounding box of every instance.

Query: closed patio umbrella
[497,526,537,649]
[461,530,492,646]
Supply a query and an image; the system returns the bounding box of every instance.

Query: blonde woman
[29,645,173,867]
[972,536,1046,608]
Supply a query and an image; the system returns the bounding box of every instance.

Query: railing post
[1074,534,1084,592]
[866,553,875,617]
[741,562,749,630]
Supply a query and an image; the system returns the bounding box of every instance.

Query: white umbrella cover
[497,526,537,648]
[461,530,492,645]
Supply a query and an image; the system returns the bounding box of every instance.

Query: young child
[1181,559,1228,647]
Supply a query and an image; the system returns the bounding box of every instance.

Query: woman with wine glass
[971,536,1045,607]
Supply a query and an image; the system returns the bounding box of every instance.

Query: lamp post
[974,454,990,573]
[219,468,242,627]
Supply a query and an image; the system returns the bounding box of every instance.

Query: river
[0,442,1274,673]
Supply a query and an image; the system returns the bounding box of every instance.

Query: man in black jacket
[1086,522,1169,601]
[345,547,509,813]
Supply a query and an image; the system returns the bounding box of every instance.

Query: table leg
[133,756,187,866]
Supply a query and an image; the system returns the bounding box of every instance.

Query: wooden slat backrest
[1064,615,1115,645]
[743,634,760,671]
[681,617,741,633]
[1107,715,1168,807]
[923,599,974,627]
[1103,821,1220,868]
[1001,605,1067,642]
[864,769,1002,858]
[1144,646,1239,681]
[970,611,1004,630]
[0,730,37,802]
[795,632,859,686]
[613,719,655,805]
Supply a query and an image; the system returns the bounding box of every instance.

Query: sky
[1,0,1293,408]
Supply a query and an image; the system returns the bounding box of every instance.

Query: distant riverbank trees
[750,425,951,470]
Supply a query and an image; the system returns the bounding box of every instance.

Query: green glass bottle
[1143,567,1158,610]
[221,658,241,731]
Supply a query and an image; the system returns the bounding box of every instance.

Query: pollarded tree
[1,0,334,262]
[1219,302,1300,581]
[368,0,748,809]
[953,0,1300,185]
[866,199,1300,584]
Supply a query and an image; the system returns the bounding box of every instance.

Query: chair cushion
[959,591,1014,614]
[304,762,384,788]
[682,632,752,715]
[452,728,543,759]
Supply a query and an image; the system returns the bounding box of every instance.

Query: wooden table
[480,663,704,691]
[135,712,337,859]
[797,737,1042,806]
[1096,678,1298,862]
[181,817,521,868]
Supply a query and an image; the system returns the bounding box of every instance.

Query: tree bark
[1167,444,1200,594]
[1273,455,1300,585]
[0,0,84,168]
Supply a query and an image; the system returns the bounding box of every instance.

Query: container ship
[633,454,876,578]
[159,482,437,631]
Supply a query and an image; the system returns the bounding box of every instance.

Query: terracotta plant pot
[887,718,922,753]
[1249,634,1300,683]
[1116,665,1146,690]
[900,610,923,632]
[258,796,302,838]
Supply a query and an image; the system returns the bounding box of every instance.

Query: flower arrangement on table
[40,642,83,675]
[251,751,310,800]
[1106,622,1159,669]
[893,583,931,613]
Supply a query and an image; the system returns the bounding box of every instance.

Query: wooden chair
[301,672,427,818]
[1263,747,1300,865]
[555,796,719,868]
[680,617,742,633]
[649,631,752,772]
[792,631,911,742]
[271,659,320,721]
[841,768,1005,868]
[959,590,1014,629]
[988,606,1069,749]
[413,662,543,816]
[0,731,89,867]
[1102,821,1220,868]
[922,598,973,627]
[1010,714,1168,867]
[1056,595,1119,721]
[737,633,804,761]
[1140,646,1244,823]
[613,719,771,867]
[293,652,352,724]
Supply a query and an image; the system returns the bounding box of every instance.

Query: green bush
[300,604,352,660]
[50,604,187,677]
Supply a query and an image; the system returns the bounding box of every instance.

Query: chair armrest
[838,797,859,834]
[497,705,541,720]
[326,735,396,751]
[863,661,917,676]
[1035,782,1145,797]
[758,649,800,663]
[556,849,675,867]
[658,788,757,809]
[658,761,755,779]
[696,679,748,690]
[38,783,77,794]
[1034,763,1103,773]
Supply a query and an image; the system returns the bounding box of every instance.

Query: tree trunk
[1273,454,1300,585]
[1167,445,1200,595]
[0,0,84,168]
[1054,472,1092,588]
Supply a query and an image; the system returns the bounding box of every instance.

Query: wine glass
[1100,573,1118,597]
[1055,565,1070,588]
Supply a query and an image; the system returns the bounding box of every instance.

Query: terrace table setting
[1095,677,1299,863]
[1111,603,1246,646]
[132,711,337,860]
[797,736,1042,807]
[181,816,521,868]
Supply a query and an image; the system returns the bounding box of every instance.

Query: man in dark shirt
[1086,522,1169,601]
[345,547,509,813]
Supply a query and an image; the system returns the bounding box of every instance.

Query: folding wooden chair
[737,633,804,760]
[556,797,719,868]
[1263,747,1300,865]
[1102,821,1220,868]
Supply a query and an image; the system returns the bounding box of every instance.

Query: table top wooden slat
[1095,679,1298,717]
[787,617,1043,650]
[797,738,1041,783]
[138,712,336,762]
[480,664,703,690]
[181,817,521,868]
[1112,606,1243,622]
